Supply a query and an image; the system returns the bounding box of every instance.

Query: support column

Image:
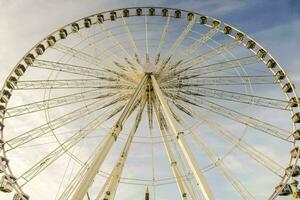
[95,98,146,200]
[153,103,188,200]
[70,75,148,200]
[151,75,215,200]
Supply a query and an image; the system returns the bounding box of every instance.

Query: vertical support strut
[70,75,148,200]
[153,103,188,200]
[150,75,215,200]
[95,97,147,200]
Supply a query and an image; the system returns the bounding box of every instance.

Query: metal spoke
[95,97,146,200]
[5,94,129,151]
[52,43,108,67]
[121,16,142,64]
[99,23,142,71]
[14,79,133,90]
[73,28,127,70]
[178,119,256,200]
[170,29,218,68]
[32,59,111,79]
[171,92,291,141]
[154,15,171,64]
[164,75,277,86]
[161,56,259,82]
[5,89,116,118]
[175,40,242,72]
[157,19,196,74]
[68,75,148,200]
[177,104,285,177]
[17,101,125,187]
[151,75,215,200]
[153,102,189,200]
[177,87,289,110]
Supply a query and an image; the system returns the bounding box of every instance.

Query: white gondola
[275,70,285,80]
[257,49,267,58]
[24,54,35,65]
[275,184,292,196]
[84,18,92,28]
[47,36,56,47]
[200,16,207,24]
[123,9,129,17]
[162,8,168,17]
[6,77,17,90]
[246,40,256,49]
[285,165,300,177]
[71,23,80,32]
[175,10,181,18]
[267,58,276,68]
[0,104,4,112]
[223,26,232,34]
[212,20,220,29]
[0,175,16,193]
[13,193,30,200]
[35,44,45,55]
[59,29,68,39]
[292,113,300,123]
[14,64,26,76]
[110,11,117,21]
[187,12,194,21]
[0,121,4,131]
[289,97,300,108]
[293,130,300,140]
[136,8,142,16]
[0,90,11,104]
[235,32,244,41]
[97,14,104,23]
[290,179,300,198]
[0,157,9,173]
[149,8,155,16]
[283,83,294,93]
[291,147,300,158]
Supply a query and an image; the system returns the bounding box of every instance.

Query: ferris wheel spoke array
[14,79,133,90]
[5,94,130,151]
[17,100,125,187]
[161,55,260,82]
[176,87,290,110]
[154,15,171,65]
[176,40,242,71]
[168,92,292,142]
[5,89,116,118]
[121,16,142,64]
[169,28,219,69]
[157,18,196,74]
[0,7,297,200]
[96,97,146,200]
[175,104,285,177]
[178,118,256,200]
[32,60,113,79]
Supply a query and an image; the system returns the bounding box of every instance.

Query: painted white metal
[70,75,148,200]
[151,75,215,200]
[95,98,146,200]
[153,103,189,200]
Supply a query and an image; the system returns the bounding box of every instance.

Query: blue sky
[0,0,300,199]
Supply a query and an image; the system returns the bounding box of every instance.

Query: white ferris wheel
[0,6,299,200]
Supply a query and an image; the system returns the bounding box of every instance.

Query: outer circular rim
[0,6,298,199]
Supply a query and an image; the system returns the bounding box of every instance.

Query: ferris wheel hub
[142,62,158,73]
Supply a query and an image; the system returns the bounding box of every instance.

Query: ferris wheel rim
[0,6,298,200]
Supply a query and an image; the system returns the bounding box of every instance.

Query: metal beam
[70,75,148,200]
[150,75,215,200]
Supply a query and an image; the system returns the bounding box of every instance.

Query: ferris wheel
[0,6,300,200]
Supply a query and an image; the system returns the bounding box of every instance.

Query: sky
[0,0,300,200]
